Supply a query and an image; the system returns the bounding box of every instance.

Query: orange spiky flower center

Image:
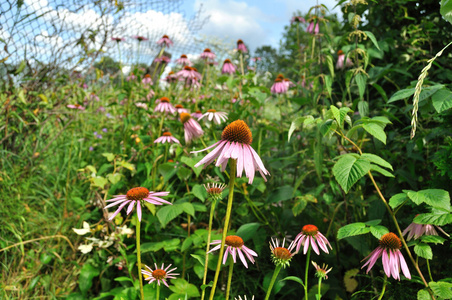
[196,110,202,114]
[145,74,151,78]
[175,104,184,109]
[302,224,319,236]
[163,132,172,136]
[192,67,199,72]
[274,78,283,83]
[224,59,232,64]
[207,187,223,195]
[160,97,170,103]
[276,74,284,79]
[126,187,149,201]
[74,104,82,108]
[162,35,169,39]
[225,235,244,248]
[337,50,344,55]
[180,112,191,123]
[168,71,174,75]
[237,39,244,45]
[152,269,166,280]
[207,109,216,113]
[379,232,402,250]
[204,48,211,52]
[167,159,174,163]
[283,78,290,82]
[180,54,187,58]
[183,66,192,71]
[221,120,252,145]
[273,247,292,260]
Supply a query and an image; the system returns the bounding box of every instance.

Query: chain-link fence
[0,0,209,84]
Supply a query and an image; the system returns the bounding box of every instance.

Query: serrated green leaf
[288,116,314,141]
[181,156,203,177]
[369,225,389,239]
[292,196,309,216]
[363,122,386,144]
[319,119,337,137]
[236,223,260,242]
[192,184,207,202]
[267,185,294,203]
[417,289,430,300]
[432,88,452,113]
[441,0,452,24]
[106,173,121,185]
[414,243,433,260]
[414,211,452,226]
[326,55,335,78]
[330,105,341,126]
[358,100,369,117]
[355,73,367,99]
[370,164,394,177]
[388,88,415,103]
[389,193,407,209]
[102,153,115,162]
[177,167,192,181]
[406,189,451,210]
[333,154,371,193]
[92,176,108,189]
[364,31,380,50]
[361,153,393,170]
[180,202,195,217]
[79,264,100,294]
[337,223,371,239]
[181,236,193,252]
[156,204,184,228]
[429,281,452,299]
[168,278,200,298]
[159,163,177,181]
[420,235,446,244]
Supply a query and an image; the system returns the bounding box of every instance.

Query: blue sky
[181,0,342,52]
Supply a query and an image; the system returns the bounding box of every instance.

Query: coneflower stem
[136,219,144,300]
[158,115,165,141]
[317,277,322,299]
[377,275,387,300]
[225,258,234,300]
[304,247,311,300]
[201,200,217,300]
[209,159,237,300]
[156,283,160,300]
[264,264,282,300]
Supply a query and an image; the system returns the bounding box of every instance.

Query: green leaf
[363,122,387,144]
[163,238,180,252]
[369,225,389,239]
[358,100,369,117]
[337,223,371,239]
[414,243,433,260]
[355,73,367,99]
[78,264,100,294]
[102,153,115,162]
[330,105,341,126]
[288,116,314,141]
[406,189,451,210]
[159,163,177,181]
[370,164,394,177]
[141,241,165,253]
[281,276,305,287]
[414,211,452,226]
[267,185,294,203]
[361,153,393,170]
[420,235,446,245]
[324,75,333,98]
[388,88,415,103]
[181,157,203,177]
[432,88,452,113]
[389,193,407,209]
[106,173,122,185]
[319,119,337,137]
[333,154,371,193]
[114,276,133,282]
[325,55,335,78]
[177,167,192,181]
[156,204,184,228]
[429,281,452,299]
[168,278,200,298]
[181,236,193,252]
[292,196,309,216]
[236,223,260,242]
[180,202,195,217]
[441,0,452,24]
[92,176,108,189]
[192,184,207,202]
[417,289,430,300]
[364,31,380,50]
[190,254,205,267]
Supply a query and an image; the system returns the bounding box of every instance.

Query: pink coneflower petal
[126,201,135,215]
[105,198,128,208]
[398,251,411,279]
[137,201,142,222]
[237,248,248,268]
[109,201,131,220]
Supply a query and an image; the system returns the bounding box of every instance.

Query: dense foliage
[2,1,452,299]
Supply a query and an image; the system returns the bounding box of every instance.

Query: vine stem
[377,275,387,300]
[304,247,311,300]
[225,258,234,300]
[136,219,145,300]
[209,160,237,300]
[264,265,282,300]
[201,200,217,300]
[334,129,435,299]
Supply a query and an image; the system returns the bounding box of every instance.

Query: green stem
[239,53,245,77]
[427,259,433,282]
[225,258,234,300]
[304,247,311,300]
[158,114,165,138]
[377,275,387,300]
[209,160,237,300]
[264,265,282,300]
[164,143,168,163]
[156,282,160,300]
[136,219,145,300]
[201,200,217,300]
[317,277,322,300]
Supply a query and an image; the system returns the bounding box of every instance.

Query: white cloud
[194,0,268,52]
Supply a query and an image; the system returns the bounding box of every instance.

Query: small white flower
[118,225,134,236]
[72,221,91,235]
[78,243,94,254]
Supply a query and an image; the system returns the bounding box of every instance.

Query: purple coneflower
[204,182,227,201]
[67,104,85,110]
[146,90,155,101]
[177,66,201,80]
[154,132,180,144]
[156,34,173,48]
[112,37,125,42]
[154,56,171,64]
[306,20,319,34]
[361,232,411,280]
[291,16,305,24]
[133,35,148,42]
[222,59,236,75]
[209,235,258,268]
[142,74,153,86]
[271,78,288,94]
[283,78,295,88]
[336,50,353,69]
[402,218,449,241]
[200,48,216,60]
[180,112,204,143]
[154,97,176,115]
[270,238,297,268]
[191,110,203,119]
[198,109,228,125]
[165,71,178,83]
[251,57,261,62]
[294,224,332,255]
[104,187,171,222]
[126,72,136,81]
[141,263,179,287]
[175,54,192,66]
[312,261,332,279]
[192,120,270,184]
[236,39,248,53]
[175,104,188,114]
[135,102,148,110]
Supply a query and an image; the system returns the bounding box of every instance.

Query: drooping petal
[237,248,248,268]
[310,236,320,255]
[382,249,391,278]
[108,200,131,220]
[136,201,142,222]
[126,200,135,215]
[398,250,411,279]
